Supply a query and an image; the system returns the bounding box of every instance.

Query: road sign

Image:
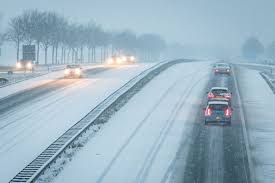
[22,45,36,61]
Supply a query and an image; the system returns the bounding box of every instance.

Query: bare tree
[6,16,25,61]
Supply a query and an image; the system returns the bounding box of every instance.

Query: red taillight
[205,107,212,116]
[224,108,232,117]
[224,93,231,99]
[208,92,214,99]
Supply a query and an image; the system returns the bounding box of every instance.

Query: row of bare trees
[3,10,166,64]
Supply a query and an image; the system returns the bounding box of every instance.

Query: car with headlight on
[16,60,33,71]
[107,56,123,65]
[213,63,231,74]
[120,55,136,64]
[207,87,232,100]
[204,100,232,125]
[64,65,82,78]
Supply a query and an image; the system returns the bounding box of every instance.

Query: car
[16,60,33,71]
[208,97,231,106]
[106,56,123,65]
[120,55,136,64]
[64,65,82,78]
[207,87,232,100]
[213,63,231,74]
[204,100,233,125]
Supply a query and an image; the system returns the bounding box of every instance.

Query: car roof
[209,98,229,101]
[215,62,229,65]
[208,101,229,105]
[67,64,80,67]
[210,87,229,90]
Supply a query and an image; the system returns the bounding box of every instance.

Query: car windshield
[66,65,80,69]
[212,89,228,95]
[216,64,228,67]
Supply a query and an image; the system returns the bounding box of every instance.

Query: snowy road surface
[0,63,154,183]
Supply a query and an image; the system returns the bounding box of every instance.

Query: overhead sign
[22,45,36,61]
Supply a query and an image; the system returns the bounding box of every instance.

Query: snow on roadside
[237,67,275,183]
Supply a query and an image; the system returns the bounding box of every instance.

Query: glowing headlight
[64,69,70,75]
[26,62,32,69]
[121,56,127,62]
[16,62,22,69]
[107,58,114,64]
[75,68,81,75]
[130,56,135,61]
[116,58,122,64]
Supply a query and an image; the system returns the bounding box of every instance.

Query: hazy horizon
[1,0,275,60]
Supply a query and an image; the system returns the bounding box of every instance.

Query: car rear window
[209,104,228,111]
[212,89,228,95]
[67,65,80,69]
[216,64,227,67]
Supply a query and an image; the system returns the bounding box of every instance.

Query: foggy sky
[1,0,275,55]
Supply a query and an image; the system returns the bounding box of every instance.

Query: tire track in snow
[95,67,207,183]
[134,71,208,183]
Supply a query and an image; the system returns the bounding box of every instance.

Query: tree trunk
[52,46,55,64]
[16,40,20,61]
[55,45,58,64]
[72,49,74,63]
[61,47,64,64]
[80,46,83,63]
[45,47,48,65]
[93,47,96,62]
[88,48,90,63]
[36,41,40,64]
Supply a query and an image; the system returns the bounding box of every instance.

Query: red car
[207,87,232,100]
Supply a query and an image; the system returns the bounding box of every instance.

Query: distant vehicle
[207,87,232,100]
[120,55,136,64]
[213,63,231,74]
[204,100,232,125]
[107,55,136,65]
[106,55,124,65]
[16,60,33,71]
[64,65,82,78]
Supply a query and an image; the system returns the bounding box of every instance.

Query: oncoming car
[204,100,233,125]
[107,55,136,65]
[213,63,231,74]
[207,87,232,100]
[64,65,82,78]
[107,56,123,65]
[16,61,33,71]
[120,55,136,64]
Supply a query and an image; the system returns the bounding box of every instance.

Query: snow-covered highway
[2,60,275,183]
